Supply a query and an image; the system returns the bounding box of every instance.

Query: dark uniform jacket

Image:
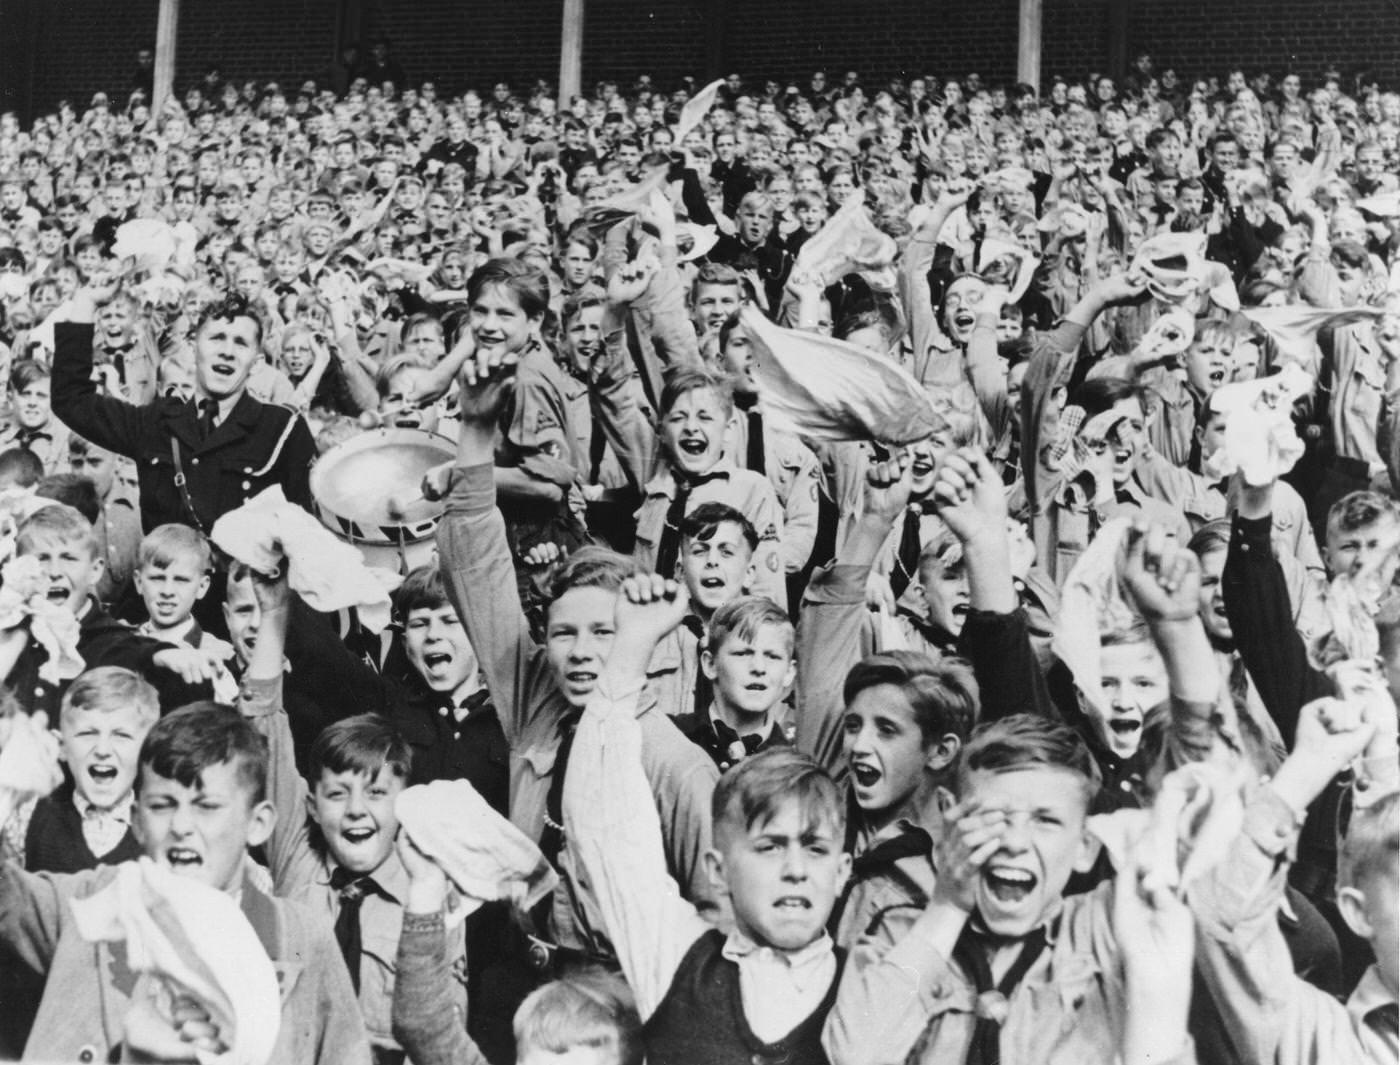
[51,322,316,534]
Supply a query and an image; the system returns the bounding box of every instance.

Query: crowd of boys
[0,43,1394,1065]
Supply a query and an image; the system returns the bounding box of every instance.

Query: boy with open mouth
[23,666,158,874]
[232,566,466,1061]
[1,504,221,722]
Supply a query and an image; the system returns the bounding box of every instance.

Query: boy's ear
[304,790,321,827]
[702,847,727,898]
[196,573,211,602]
[1337,885,1374,940]
[246,798,276,850]
[700,647,717,680]
[742,561,756,592]
[1072,825,1102,875]
[924,733,961,773]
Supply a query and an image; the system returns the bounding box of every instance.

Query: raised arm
[50,300,149,460]
[436,358,559,747]
[1222,478,1329,746]
[563,575,712,1020]
[933,447,1056,721]
[236,572,318,892]
[795,456,908,773]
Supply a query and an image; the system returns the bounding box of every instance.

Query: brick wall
[3,0,1397,120]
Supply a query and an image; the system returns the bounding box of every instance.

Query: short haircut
[678,502,758,553]
[1328,490,1397,535]
[140,703,269,805]
[1338,791,1398,892]
[35,473,100,524]
[955,713,1102,804]
[309,713,412,784]
[712,745,844,846]
[691,261,743,297]
[138,523,213,574]
[466,256,549,320]
[0,447,43,488]
[545,544,633,606]
[561,285,606,327]
[1187,519,1232,559]
[513,968,643,1065]
[1072,375,1148,420]
[392,563,450,618]
[17,503,97,558]
[844,651,978,746]
[659,365,734,420]
[707,595,794,657]
[194,293,264,348]
[9,358,50,393]
[401,311,443,341]
[62,666,160,728]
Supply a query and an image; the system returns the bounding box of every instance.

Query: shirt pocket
[633,498,666,550]
[1346,356,1385,424]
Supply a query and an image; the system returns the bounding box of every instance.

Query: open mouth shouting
[981,863,1038,909]
[46,584,71,606]
[563,669,598,700]
[1103,713,1143,756]
[166,846,203,871]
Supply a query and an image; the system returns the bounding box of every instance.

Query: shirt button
[77,1048,97,1064]
[34,687,44,697]
[241,481,250,491]
[453,731,460,740]
[190,457,199,466]
[438,706,448,717]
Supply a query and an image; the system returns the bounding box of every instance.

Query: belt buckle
[526,934,555,973]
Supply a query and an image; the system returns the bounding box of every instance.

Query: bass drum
[309,426,455,574]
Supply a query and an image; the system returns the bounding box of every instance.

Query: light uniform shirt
[239,676,468,1052]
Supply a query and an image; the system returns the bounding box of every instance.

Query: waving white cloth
[113,219,179,272]
[69,858,281,1065]
[0,554,84,685]
[396,779,557,912]
[1130,232,1240,311]
[0,709,63,800]
[673,78,724,145]
[1090,761,1248,901]
[792,190,899,291]
[210,486,402,632]
[740,305,945,445]
[1240,304,1385,370]
[1201,364,1313,485]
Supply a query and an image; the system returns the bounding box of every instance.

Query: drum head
[310,426,455,540]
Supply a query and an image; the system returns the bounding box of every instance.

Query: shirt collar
[317,843,408,904]
[1349,964,1398,1029]
[722,927,835,986]
[73,788,134,824]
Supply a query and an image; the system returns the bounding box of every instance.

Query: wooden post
[1016,0,1042,91]
[153,0,180,112]
[558,0,584,111]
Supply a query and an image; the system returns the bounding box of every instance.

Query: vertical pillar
[153,0,180,112]
[1016,0,1042,91]
[558,0,584,110]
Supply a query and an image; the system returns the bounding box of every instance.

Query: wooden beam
[558,0,584,111]
[153,0,180,112]
[1016,0,1042,91]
